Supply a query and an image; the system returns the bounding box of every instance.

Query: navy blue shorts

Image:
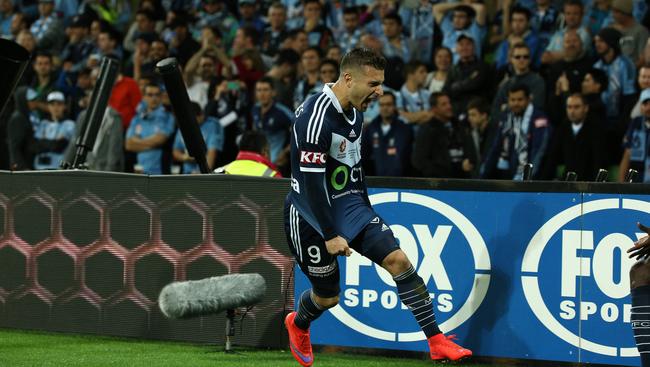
[284,200,399,298]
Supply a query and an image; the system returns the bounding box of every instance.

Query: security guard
[215,130,282,177]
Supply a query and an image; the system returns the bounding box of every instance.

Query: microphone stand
[62,57,119,169]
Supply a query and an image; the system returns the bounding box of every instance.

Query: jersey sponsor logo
[521,198,645,358]
[331,166,363,191]
[300,151,327,165]
[329,191,491,341]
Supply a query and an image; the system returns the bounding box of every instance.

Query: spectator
[482,84,551,180]
[319,58,338,84]
[325,44,343,64]
[545,29,594,121]
[433,2,486,63]
[27,51,58,117]
[361,0,397,37]
[619,88,650,182]
[14,30,36,84]
[631,65,650,119]
[492,43,546,120]
[593,27,637,124]
[293,46,322,109]
[543,93,606,181]
[61,16,94,74]
[238,0,265,33]
[581,68,609,128]
[541,0,591,65]
[173,102,223,173]
[380,12,414,64]
[466,97,496,178]
[123,9,156,53]
[251,76,293,164]
[336,6,362,54]
[196,0,238,48]
[283,28,309,56]
[63,106,124,172]
[109,71,141,135]
[444,34,492,116]
[265,48,300,109]
[585,0,613,35]
[125,84,175,174]
[412,92,476,178]
[294,0,333,49]
[90,28,122,66]
[398,60,433,125]
[30,0,64,53]
[8,12,28,41]
[261,2,288,59]
[32,91,75,170]
[426,47,452,93]
[362,91,413,177]
[0,0,14,37]
[494,6,541,71]
[215,130,282,177]
[168,15,200,67]
[7,87,40,170]
[610,0,649,66]
[399,0,435,64]
[184,53,220,110]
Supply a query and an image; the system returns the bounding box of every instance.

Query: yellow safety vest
[223,159,279,177]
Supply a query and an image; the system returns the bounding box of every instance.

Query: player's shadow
[463,198,545,358]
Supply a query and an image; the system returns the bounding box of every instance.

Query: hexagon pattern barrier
[0,171,293,347]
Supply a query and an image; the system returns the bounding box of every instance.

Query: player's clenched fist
[325,236,351,257]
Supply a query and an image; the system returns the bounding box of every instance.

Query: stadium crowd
[1,0,649,182]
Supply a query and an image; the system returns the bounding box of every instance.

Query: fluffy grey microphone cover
[158,273,267,319]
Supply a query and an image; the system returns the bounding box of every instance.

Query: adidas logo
[381,223,389,232]
[349,130,357,138]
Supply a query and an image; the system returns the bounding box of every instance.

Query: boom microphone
[158,273,266,319]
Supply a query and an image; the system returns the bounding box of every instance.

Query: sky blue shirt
[126,105,175,174]
[33,119,76,170]
[440,14,486,63]
[173,116,223,174]
[593,55,637,120]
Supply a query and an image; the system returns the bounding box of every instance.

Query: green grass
[0,328,499,367]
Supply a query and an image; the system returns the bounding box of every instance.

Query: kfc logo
[300,151,327,165]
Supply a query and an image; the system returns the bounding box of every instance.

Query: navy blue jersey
[288,84,375,241]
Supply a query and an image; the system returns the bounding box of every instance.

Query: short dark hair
[511,42,530,54]
[135,9,155,22]
[380,91,396,104]
[239,26,259,45]
[303,46,323,58]
[340,48,386,72]
[404,60,426,78]
[586,68,609,91]
[256,76,275,89]
[320,58,339,74]
[508,83,530,98]
[382,12,402,26]
[467,97,489,115]
[567,92,588,105]
[510,6,531,22]
[34,50,53,61]
[343,6,359,16]
[239,130,268,154]
[430,92,449,107]
[276,48,300,65]
[564,0,584,11]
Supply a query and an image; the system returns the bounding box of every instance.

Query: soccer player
[283,48,472,367]
[628,222,650,367]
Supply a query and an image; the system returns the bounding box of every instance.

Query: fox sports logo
[330,191,491,342]
[522,197,649,358]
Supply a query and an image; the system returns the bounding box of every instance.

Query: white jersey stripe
[306,94,327,144]
[313,100,332,144]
